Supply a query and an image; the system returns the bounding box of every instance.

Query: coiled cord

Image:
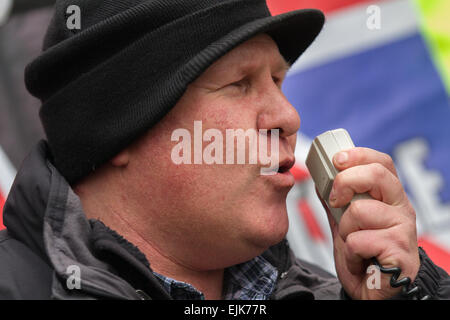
[370,258,430,300]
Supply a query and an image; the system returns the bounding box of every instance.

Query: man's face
[125,34,300,270]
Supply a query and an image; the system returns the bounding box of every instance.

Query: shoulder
[263,239,343,300]
[0,230,53,299]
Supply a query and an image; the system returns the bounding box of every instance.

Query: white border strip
[290,0,419,74]
[0,146,16,197]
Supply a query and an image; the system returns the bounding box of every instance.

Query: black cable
[370,258,430,300]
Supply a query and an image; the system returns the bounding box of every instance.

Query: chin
[245,206,290,254]
[204,207,289,270]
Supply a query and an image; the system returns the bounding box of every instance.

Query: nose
[257,86,301,138]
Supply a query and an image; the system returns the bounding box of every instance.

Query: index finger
[333,147,398,177]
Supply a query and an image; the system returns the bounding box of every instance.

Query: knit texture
[25,0,324,184]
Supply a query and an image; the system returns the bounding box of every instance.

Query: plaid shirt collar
[153,255,278,300]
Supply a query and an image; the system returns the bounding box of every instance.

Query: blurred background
[0,0,449,275]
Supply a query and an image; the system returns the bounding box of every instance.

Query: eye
[272,76,283,87]
[228,77,250,91]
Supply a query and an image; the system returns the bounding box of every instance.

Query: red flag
[266,0,376,15]
[418,237,450,274]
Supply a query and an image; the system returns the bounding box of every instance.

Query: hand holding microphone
[306,129,426,300]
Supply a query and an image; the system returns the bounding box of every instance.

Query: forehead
[202,34,290,76]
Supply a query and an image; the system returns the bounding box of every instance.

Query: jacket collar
[3,140,170,299]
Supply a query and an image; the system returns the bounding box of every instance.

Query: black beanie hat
[25,0,324,184]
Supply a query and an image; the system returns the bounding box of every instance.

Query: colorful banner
[266,0,450,273]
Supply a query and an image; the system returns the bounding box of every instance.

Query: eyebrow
[225,50,292,79]
[239,56,291,75]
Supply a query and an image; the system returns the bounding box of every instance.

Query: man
[0,0,449,300]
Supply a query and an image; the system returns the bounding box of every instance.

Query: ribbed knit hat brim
[25,0,324,184]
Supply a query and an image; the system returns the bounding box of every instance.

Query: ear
[110,149,130,167]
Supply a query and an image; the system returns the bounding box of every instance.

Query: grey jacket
[0,141,449,300]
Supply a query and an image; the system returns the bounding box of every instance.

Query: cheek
[288,134,297,151]
[198,90,259,125]
[129,110,250,212]
[135,144,239,216]
[161,164,249,215]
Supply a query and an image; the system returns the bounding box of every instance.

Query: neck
[74,181,225,300]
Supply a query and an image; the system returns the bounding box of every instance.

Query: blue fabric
[283,33,450,202]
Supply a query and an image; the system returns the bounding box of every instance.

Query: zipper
[135,289,152,300]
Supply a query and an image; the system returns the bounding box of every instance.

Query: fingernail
[335,152,348,166]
